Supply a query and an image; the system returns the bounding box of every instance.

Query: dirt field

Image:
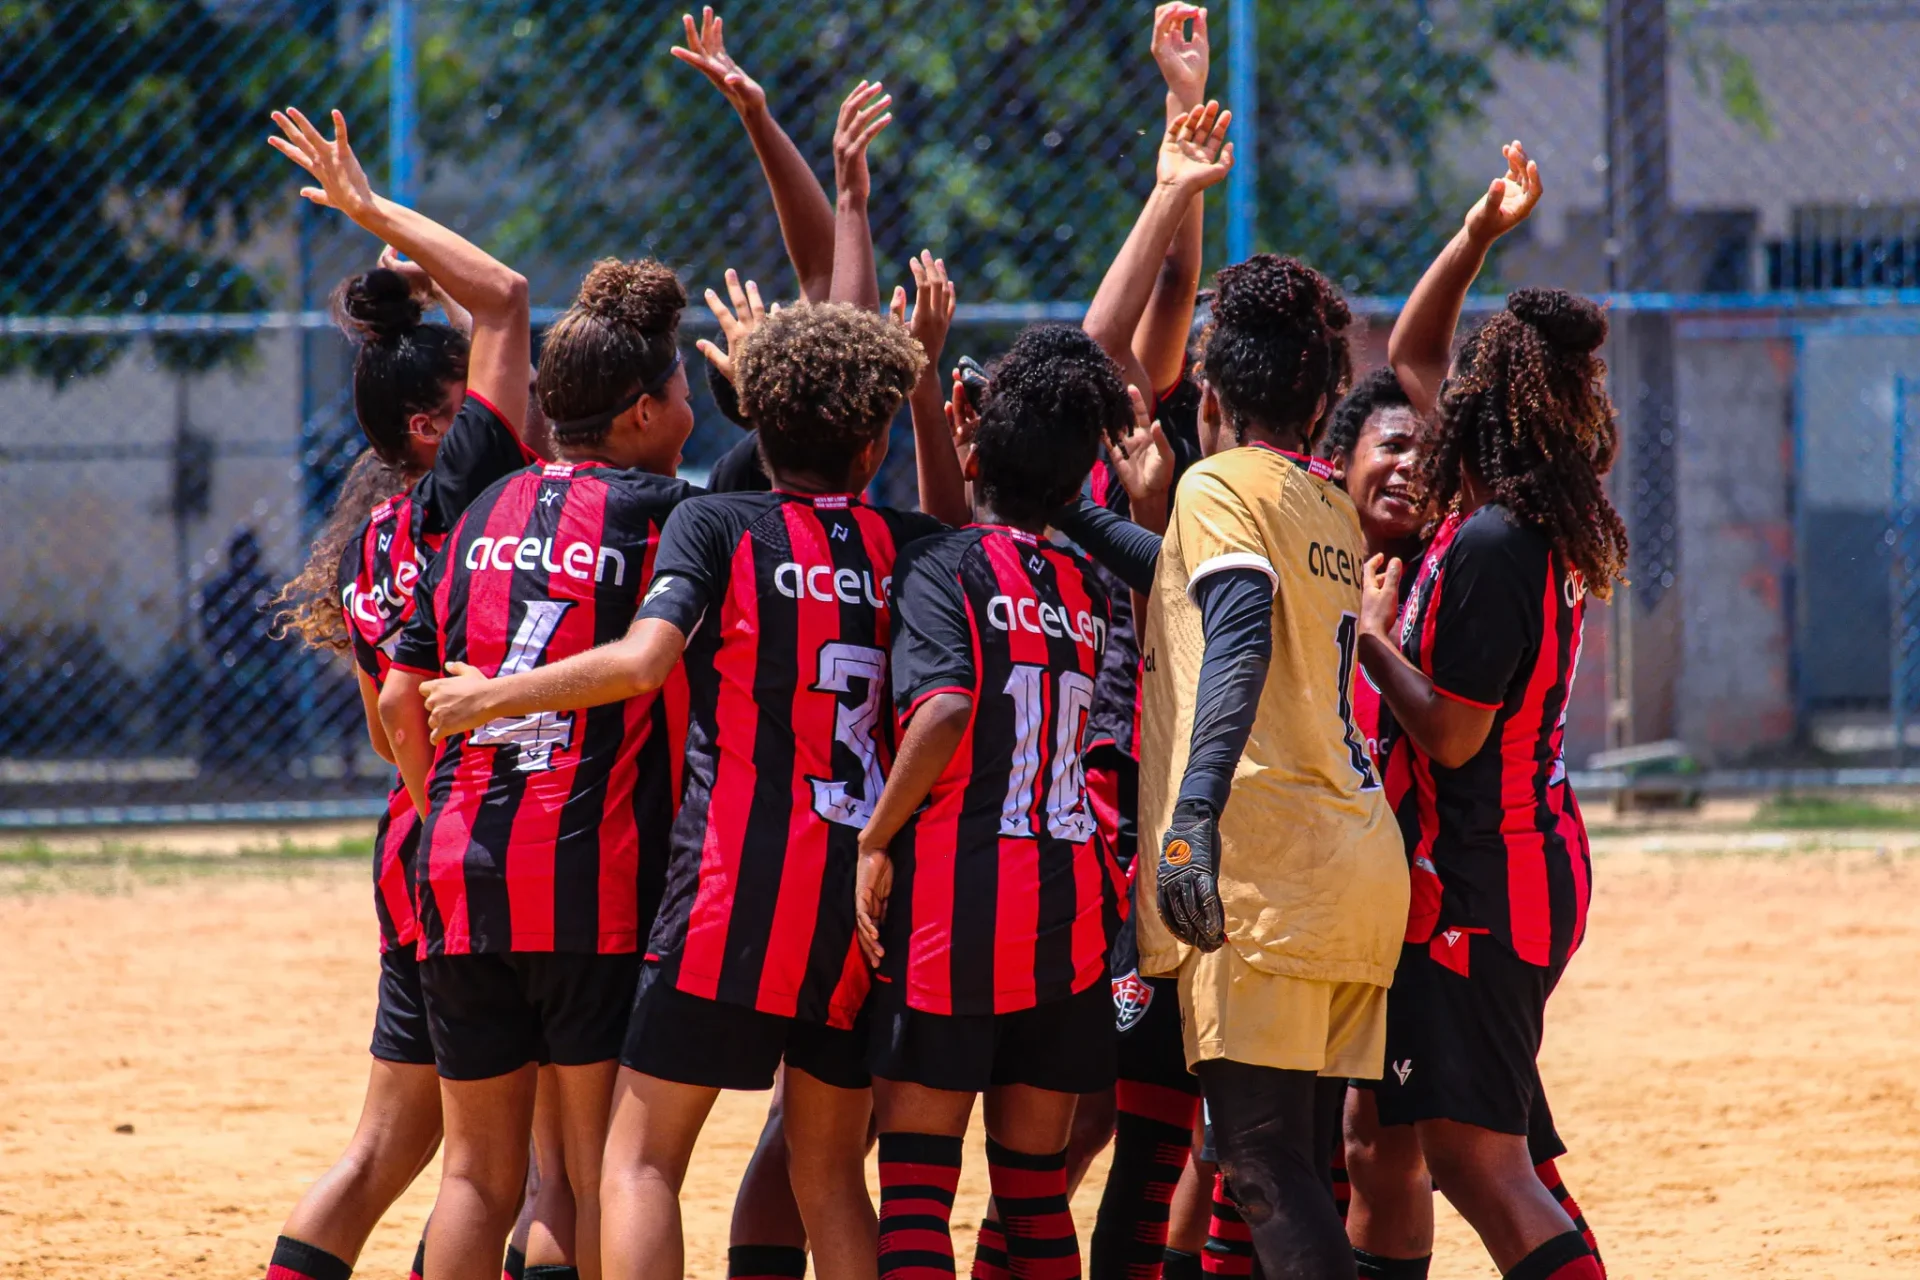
[4,830,1918,1278]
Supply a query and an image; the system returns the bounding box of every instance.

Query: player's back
[394,461,698,957]
[643,489,943,1028]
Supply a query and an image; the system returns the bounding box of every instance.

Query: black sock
[503,1243,527,1280]
[729,1245,810,1279]
[1090,1080,1199,1280]
[1353,1249,1430,1279]
[407,1233,425,1280]
[1160,1249,1202,1280]
[266,1237,352,1280]
[1503,1232,1600,1280]
[522,1268,581,1280]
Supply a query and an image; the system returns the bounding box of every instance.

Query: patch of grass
[1752,795,1920,830]
[0,836,371,895]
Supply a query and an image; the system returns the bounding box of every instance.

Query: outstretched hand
[890,251,957,371]
[1463,140,1542,247]
[267,107,377,223]
[697,268,773,385]
[670,7,767,116]
[1151,3,1209,112]
[833,80,893,203]
[1156,100,1234,193]
[1110,385,1175,507]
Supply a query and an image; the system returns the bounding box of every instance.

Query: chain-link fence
[4,0,1920,819]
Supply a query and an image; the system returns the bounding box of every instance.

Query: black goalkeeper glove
[1157,799,1226,952]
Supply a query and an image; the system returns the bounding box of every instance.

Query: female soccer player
[417,300,944,1280]
[850,324,1130,1280]
[1354,144,1622,1280]
[262,106,546,1280]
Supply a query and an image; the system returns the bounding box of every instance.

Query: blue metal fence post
[389,0,418,206]
[1225,0,1257,262]
[1895,376,1912,766]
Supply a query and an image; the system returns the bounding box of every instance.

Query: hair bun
[1212,253,1349,334]
[1507,288,1606,354]
[576,258,687,333]
[335,268,423,343]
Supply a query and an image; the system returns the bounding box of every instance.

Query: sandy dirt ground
[3,832,1918,1278]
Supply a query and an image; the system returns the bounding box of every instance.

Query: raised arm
[829,80,893,309]
[1387,140,1541,416]
[672,8,836,302]
[1083,101,1234,397]
[892,252,968,525]
[1133,3,1211,396]
[269,108,530,427]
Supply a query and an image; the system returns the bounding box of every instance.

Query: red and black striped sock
[1090,1080,1200,1280]
[1503,1232,1602,1280]
[407,1232,425,1280]
[266,1236,351,1280]
[879,1132,965,1280]
[972,1217,1011,1280]
[1352,1249,1430,1279]
[1160,1249,1201,1280]
[503,1242,526,1280]
[729,1245,809,1280]
[1533,1161,1603,1276]
[985,1138,1079,1280]
[1330,1136,1351,1225]
[1199,1174,1252,1279]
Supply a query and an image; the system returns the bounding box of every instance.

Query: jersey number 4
[1335,612,1380,791]
[470,601,576,772]
[1000,664,1097,841]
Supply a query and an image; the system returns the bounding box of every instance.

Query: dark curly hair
[272,448,413,653]
[333,268,469,465]
[973,325,1132,527]
[1426,288,1630,599]
[1201,254,1352,446]
[1320,365,1413,460]
[538,258,686,447]
[736,302,925,484]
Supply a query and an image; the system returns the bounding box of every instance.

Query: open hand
[946,370,982,469]
[1156,100,1234,194]
[697,268,772,385]
[890,251,956,371]
[670,7,767,117]
[421,661,499,742]
[833,80,893,203]
[1463,140,1542,247]
[1110,385,1175,507]
[1151,3,1209,112]
[854,842,893,967]
[268,107,377,223]
[1359,553,1405,646]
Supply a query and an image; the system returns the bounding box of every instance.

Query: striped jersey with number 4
[884,526,1120,1016]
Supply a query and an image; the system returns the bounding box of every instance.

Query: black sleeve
[389,552,444,676]
[1052,499,1161,595]
[1425,513,1544,708]
[336,532,381,680]
[413,393,536,536]
[889,508,950,547]
[635,498,734,636]
[888,541,977,717]
[706,429,770,494]
[1176,568,1275,814]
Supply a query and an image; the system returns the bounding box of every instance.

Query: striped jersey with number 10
[884,525,1120,1016]
[391,461,697,957]
[636,491,944,1030]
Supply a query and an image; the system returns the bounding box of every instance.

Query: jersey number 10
[1000,664,1097,842]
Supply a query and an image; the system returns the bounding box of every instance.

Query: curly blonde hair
[735,302,925,481]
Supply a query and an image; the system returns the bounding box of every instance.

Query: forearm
[910,379,968,526]
[360,195,528,320]
[484,632,675,719]
[829,192,879,309]
[1388,225,1492,416]
[862,694,971,850]
[1132,92,1206,394]
[741,105,836,304]
[1085,183,1190,391]
[1053,499,1162,594]
[1178,572,1274,814]
[1357,632,1491,768]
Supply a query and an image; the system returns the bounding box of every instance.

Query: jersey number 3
[470,601,576,772]
[810,642,889,829]
[1335,612,1380,791]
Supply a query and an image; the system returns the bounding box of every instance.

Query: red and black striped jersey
[1379,504,1591,968]
[883,525,1118,1016]
[392,462,698,957]
[335,391,534,953]
[636,490,944,1029]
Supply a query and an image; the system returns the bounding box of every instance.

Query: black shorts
[621,962,870,1092]
[869,975,1117,1095]
[370,947,436,1067]
[1372,935,1563,1134]
[420,952,639,1082]
[1114,970,1195,1093]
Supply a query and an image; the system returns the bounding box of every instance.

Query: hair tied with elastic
[1506,288,1607,355]
[335,267,423,344]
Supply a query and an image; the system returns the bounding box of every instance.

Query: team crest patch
[1113,969,1153,1032]
[1164,838,1192,867]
